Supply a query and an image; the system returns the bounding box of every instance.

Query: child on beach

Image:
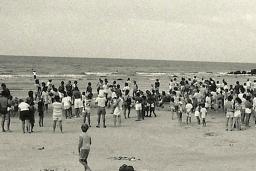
[123,89,131,119]
[253,96,256,126]
[78,123,92,171]
[169,98,175,120]
[224,96,234,131]
[52,96,63,133]
[200,104,207,127]
[194,105,201,125]
[185,99,193,125]
[244,96,253,128]
[62,92,72,119]
[38,97,44,127]
[41,87,49,115]
[82,96,91,127]
[177,98,184,125]
[113,95,123,127]
[233,97,242,130]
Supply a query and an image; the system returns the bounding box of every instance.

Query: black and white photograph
[0,1,256,171]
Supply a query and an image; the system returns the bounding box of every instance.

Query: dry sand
[1,106,256,171]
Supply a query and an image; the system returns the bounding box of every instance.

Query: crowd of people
[1,73,256,133]
[0,73,256,134]
[1,72,256,171]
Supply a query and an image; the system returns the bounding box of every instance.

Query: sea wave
[136,72,168,77]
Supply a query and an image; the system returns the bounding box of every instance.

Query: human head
[81,123,89,132]
[55,95,60,102]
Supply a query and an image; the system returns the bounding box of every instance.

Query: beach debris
[204,132,217,137]
[32,146,45,150]
[108,156,141,161]
[38,146,45,150]
[40,168,70,171]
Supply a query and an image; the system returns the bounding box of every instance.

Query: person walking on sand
[78,123,92,171]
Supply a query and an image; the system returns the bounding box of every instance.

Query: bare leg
[7,112,10,131]
[1,114,6,132]
[59,121,63,133]
[226,118,229,130]
[118,116,121,126]
[22,121,25,133]
[113,115,117,127]
[102,114,106,127]
[87,113,91,126]
[53,120,57,132]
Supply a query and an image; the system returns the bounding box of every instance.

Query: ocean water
[0,55,255,97]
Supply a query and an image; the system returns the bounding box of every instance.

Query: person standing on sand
[38,97,44,127]
[86,82,93,100]
[1,83,11,98]
[66,81,73,97]
[73,87,83,118]
[18,99,31,133]
[134,92,143,121]
[62,92,72,119]
[185,99,193,125]
[78,123,92,171]
[224,96,234,131]
[132,81,138,97]
[32,70,37,79]
[95,93,107,128]
[41,87,49,115]
[26,91,35,133]
[0,91,11,132]
[112,94,123,127]
[52,96,63,133]
[233,97,242,130]
[200,104,207,127]
[244,96,253,128]
[123,89,131,119]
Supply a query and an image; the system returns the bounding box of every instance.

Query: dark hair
[55,96,60,102]
[227,95,233,101]
[235,97,242,104]
[125,89,130,95]
[1,83,6,88]
[1,90,8,97]
[81,123,89,132]
[28,91,33,98]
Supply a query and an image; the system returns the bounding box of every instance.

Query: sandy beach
[1,105,256,171]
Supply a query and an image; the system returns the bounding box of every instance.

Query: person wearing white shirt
[18,99,31,133]
[185,100,193,125]
[95,95,107,128]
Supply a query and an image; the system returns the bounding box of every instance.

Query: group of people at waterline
[1,74,256,133]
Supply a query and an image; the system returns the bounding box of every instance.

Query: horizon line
[0,54,255,65]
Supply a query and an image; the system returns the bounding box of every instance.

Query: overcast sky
[1,0,256,63]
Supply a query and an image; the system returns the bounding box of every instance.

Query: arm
[78,136,83,154]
